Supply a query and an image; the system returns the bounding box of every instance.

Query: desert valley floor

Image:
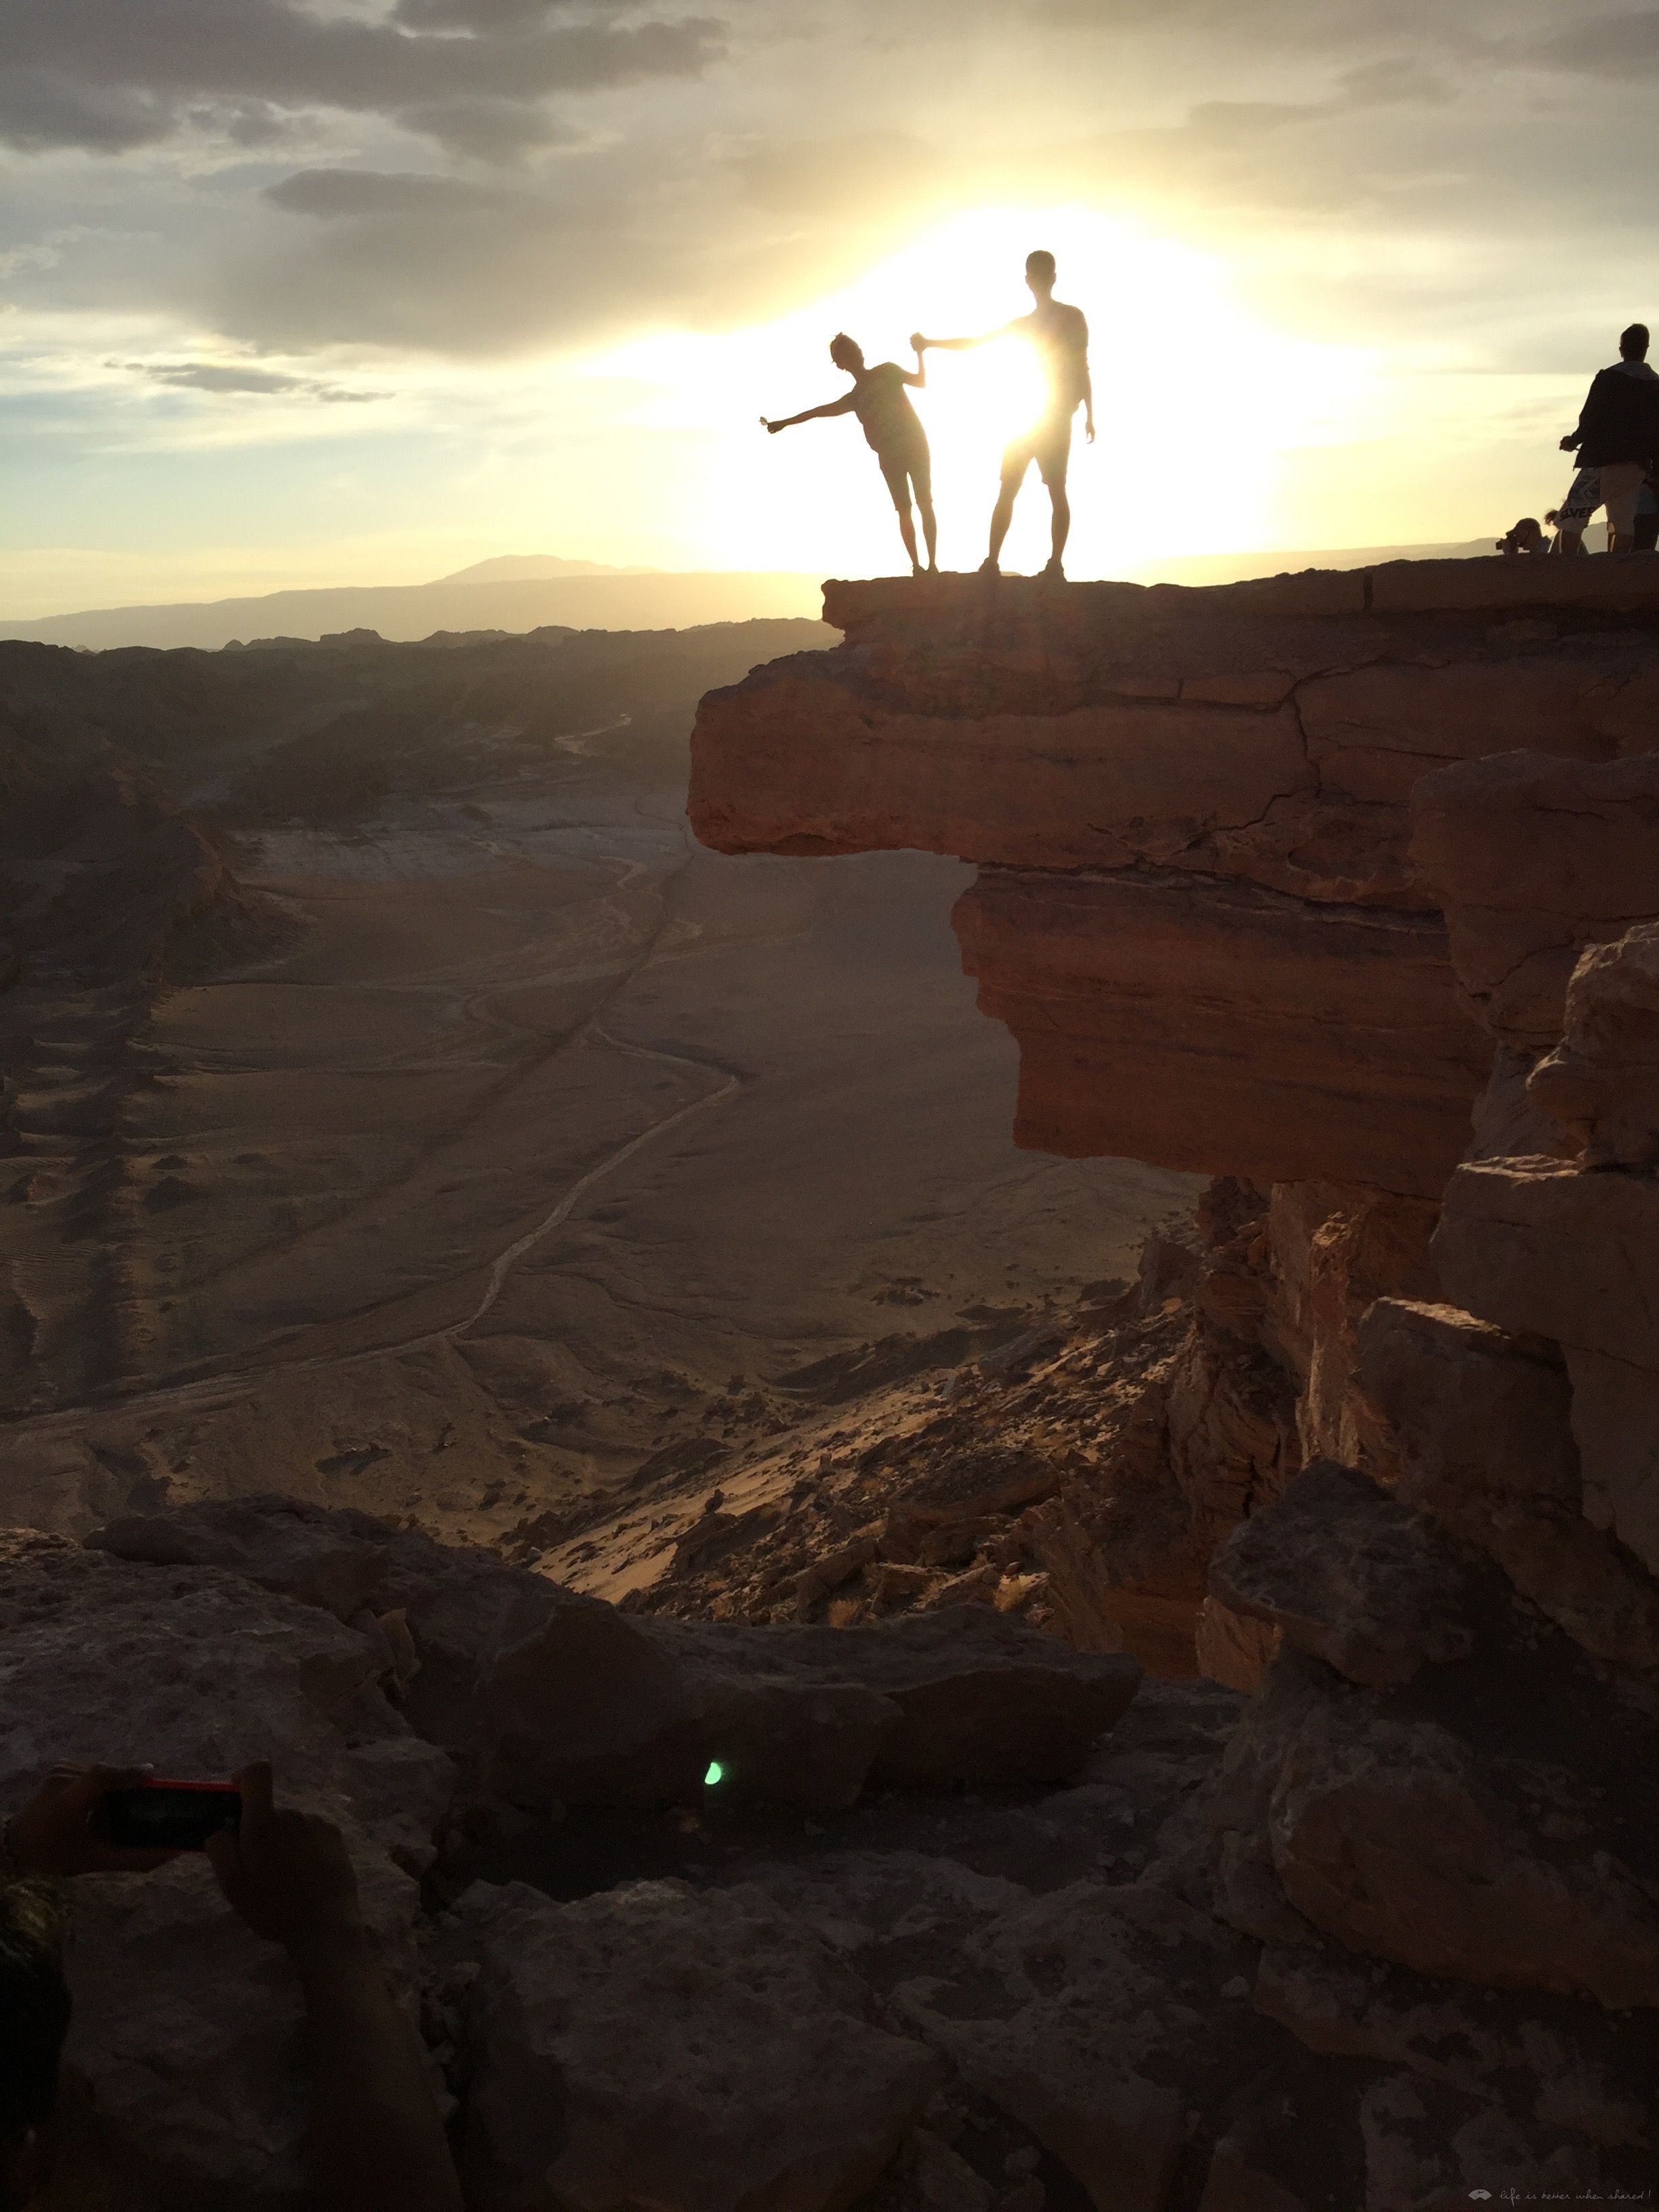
[1,622,1193,1567]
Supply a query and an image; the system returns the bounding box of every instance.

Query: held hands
[910,332,928,354]
[207,1762,363,1961]
[760,417,782,434]
[5,1763,180,1876]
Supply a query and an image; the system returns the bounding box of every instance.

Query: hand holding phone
[103,1778,241,1853]
[205,1762,361,1959]
[4,1763,213,1876]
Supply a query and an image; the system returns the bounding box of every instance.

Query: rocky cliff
[4,565,1658,2212]
[687,557,1659,2203]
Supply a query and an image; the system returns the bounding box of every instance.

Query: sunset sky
[3,0,1656,613]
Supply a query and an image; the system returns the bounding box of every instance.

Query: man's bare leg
[1044,482,1071,573]
[984,466,1023,573]
[1559,529,1586,554]
[919,491,938,571]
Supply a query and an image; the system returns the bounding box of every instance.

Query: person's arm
[1079,334,1094,443]
[207,1763,462,2212]
[762,394,857,433]
[902,348,926,390]
[1562,371,1601,452]
[911,321,1013,353]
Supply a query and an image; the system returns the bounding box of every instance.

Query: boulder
[893,1879,1260,2212]
[1433,1160,1659,1573]
[1528,922,1659,1165]
[477,1578,707,1808]
[647,1607,1141,1792]
[1357,2073,1605,2212]
[1356,1300,1580,1509]
[1254,1933,1656,2148]
[1208,1462,1472,1689]
[92,1500,1143,1809]
[1410,750,1659,1048]
[1197,2137,1313,2212]
[87,1492,392,1621]
[1359,1298,1659,1676]
[441,1877,943,2211]
[89,1494,548,1748]
[1256,1659,1659,2009]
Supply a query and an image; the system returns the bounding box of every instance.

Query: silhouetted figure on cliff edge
[762,335,939,575]
[914,249,1094,581]
[1557,322,1659,553]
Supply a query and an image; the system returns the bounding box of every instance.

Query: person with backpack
[1557,323,1659,552]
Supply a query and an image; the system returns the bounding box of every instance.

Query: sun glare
[592,207,1374,579]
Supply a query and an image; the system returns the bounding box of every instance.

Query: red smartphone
[103,1779,241,1851]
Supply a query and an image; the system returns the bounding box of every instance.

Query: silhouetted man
[762,335,938,575]
[914,250,1094,579]
[1557,323,1659,553]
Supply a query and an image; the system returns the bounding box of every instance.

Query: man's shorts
[1556,466,1600,531]
[1598,461,1647,539]
[1003,412,1073,487]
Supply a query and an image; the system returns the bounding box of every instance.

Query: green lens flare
[703,1761,724,1786]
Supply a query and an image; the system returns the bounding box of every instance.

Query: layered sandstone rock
[953,868,1484,1189]
[693,569,1658,1195]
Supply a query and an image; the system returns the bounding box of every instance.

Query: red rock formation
[954,866,1485,1190]
[689,567,1659,2139]
[693,570,1659,1200]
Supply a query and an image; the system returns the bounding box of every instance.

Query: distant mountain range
[436,554,653,583]
[3,535,1594,653]
[0,566,823,653]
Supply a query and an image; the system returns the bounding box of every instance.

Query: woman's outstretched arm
[762,394,857,432]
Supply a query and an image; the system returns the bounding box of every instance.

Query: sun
[592,207,1373,579]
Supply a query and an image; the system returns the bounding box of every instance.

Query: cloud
[0,0,725,160]
[219,155,678,352]
[264,166,519,217]
[3,0,1657,382]
[108,356,385,400]
[1531,10,1659,77]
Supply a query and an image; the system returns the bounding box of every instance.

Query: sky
[3,0,1657,614]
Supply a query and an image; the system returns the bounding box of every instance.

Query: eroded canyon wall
[693,562,1659,1193]
[688,554,1659,2198]
[692,560,1659,1681]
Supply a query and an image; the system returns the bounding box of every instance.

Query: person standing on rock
[1557,323,1659,553]
[914,249,1094,581]
[762,335,939,577]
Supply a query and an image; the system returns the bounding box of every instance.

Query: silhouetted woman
[762,335,938,575]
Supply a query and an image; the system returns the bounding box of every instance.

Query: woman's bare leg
[882,456,921,571]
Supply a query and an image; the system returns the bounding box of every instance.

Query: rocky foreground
[10,1486,1656,2211]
